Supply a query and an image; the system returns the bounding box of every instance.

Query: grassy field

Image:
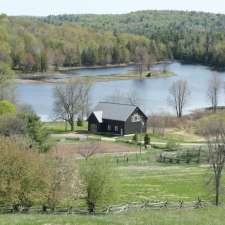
[118,164,211,203]
[34,115,225,225]
[44,121,88,134]
[0,144,222,225]
[1,207,225,225]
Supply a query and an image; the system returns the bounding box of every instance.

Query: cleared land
[1,207,225,225]
[8,111,223,225]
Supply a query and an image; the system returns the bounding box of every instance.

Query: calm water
[65,65,136,76]
[17,62,225,121]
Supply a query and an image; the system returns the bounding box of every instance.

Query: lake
[17,62,225,121]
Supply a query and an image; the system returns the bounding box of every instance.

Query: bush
[79,158,118,214]
[0,100,16,115]
[165,140,180,151]
[144,133,151,146]
[0,114,26,136]
[132,134,138,143]
[44,150,81,211]
[0,137,48,209]
[0,110,50,152]
[77,118,83,127]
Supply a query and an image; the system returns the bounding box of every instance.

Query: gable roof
[92,111,103,123]
[91,102,138,122]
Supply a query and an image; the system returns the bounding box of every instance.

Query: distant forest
[44,11,225,69]
[1,10,225,76]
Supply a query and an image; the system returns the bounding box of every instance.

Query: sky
[0,0,225,16]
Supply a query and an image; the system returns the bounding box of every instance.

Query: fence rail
[103,198,207,214]
[0,198,208,215]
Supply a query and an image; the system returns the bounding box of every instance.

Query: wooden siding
[88,107,147,135]
[124,108,147,134]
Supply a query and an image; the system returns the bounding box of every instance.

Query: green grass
[118,164,210,203]
[1,207,225,225]
[101,148,214,204]
[197,112,225,123]
[44,121,88,134]
[0,147,223,225]
[116,131,205,145]
[83,70,175,82]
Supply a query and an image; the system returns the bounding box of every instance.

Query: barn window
[107,124,111,131]
[132,114,141,122]
[115,125,119,132]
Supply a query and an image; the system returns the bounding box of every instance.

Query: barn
[87,102,148,135]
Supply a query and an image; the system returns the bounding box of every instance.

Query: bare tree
[146,54,155,71]
[53,78,92,131]
[105,88,140,106]
[135,47,149,79]
[200,120,225,206]
[207,74,221,113]
[126,89,139,105]
[149,113,165,136]
[168,80,190,118]
[78,141,100,160]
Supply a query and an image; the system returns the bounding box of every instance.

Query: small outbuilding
[87,102,148,135]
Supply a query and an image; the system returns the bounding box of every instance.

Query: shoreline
[57,60,172,72]
[58,63,133,72]
[16,68,175,84]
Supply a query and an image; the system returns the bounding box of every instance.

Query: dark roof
[91,102,138,122]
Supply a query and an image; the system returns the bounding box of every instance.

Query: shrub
[0,100,16,115]
[44,150,81,211]
[22,112,50,152]
[79,158,118,214]
[0,109,50,152]
[144,133,151,146]
[0,137,48,209]
[165,140,180,151]
[0,114,26,136]
[77,118,83,127]
[132,134,138,143]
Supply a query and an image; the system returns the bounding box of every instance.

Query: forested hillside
[1,14,166,74]
[43,10,225,68]
[1,10,225,76]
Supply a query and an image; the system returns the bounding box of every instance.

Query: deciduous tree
[53,78,92,131]
[207,74,221,113]
[200,120,225,206]
[168,80,190,118]
[79,158,118,214]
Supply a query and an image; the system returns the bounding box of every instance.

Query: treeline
[0,14,169,75]
[43,10,225,69]
[3,10,225,75]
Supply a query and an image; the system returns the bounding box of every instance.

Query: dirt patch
[54,141,139,157]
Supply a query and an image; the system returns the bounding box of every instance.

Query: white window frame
[131,113,141,122]
[115,125,119,132]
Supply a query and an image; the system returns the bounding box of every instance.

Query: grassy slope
[0,145,222,225]
[44,121,88,134]
[1,207,225,225]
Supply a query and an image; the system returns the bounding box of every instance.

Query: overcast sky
[0,0,225,16]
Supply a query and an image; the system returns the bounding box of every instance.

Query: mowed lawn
[118,164,212,203]
[1,207,225,225]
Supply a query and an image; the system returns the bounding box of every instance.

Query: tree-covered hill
[43,10,225,34]
[0,14,163,74]
[1,10,225,76]
[42,10,225,68]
